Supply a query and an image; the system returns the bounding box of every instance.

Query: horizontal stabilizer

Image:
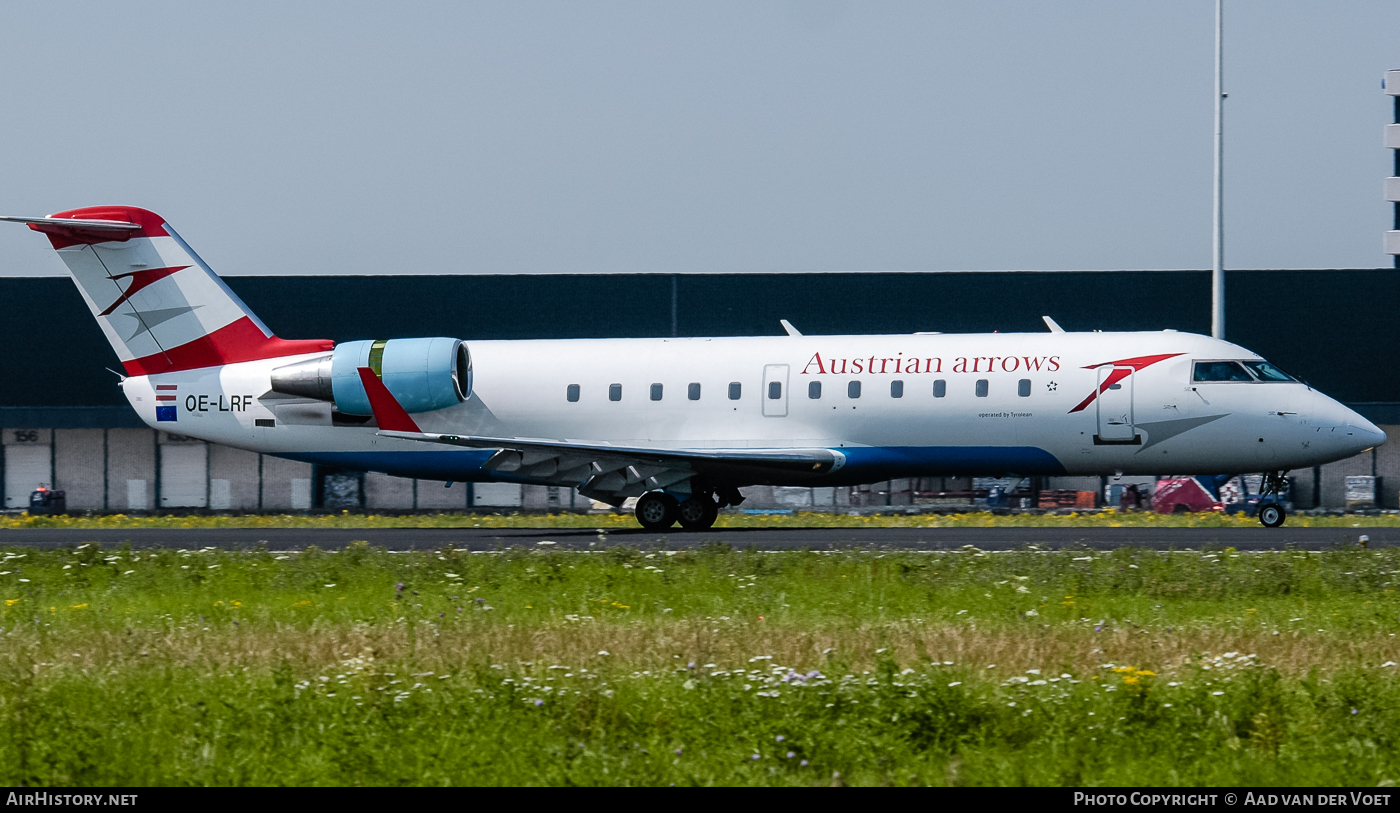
[0,215,141,232]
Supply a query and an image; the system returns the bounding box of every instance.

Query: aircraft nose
[1346,410,1387,451]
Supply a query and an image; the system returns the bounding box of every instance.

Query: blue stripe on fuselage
[280,450,502,482]
[830,446,1066,482]
[278,445,1066,485]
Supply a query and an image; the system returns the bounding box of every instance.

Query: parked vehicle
[27,485,66,516]
[1151,477,1224,514]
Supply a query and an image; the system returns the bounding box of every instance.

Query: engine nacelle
[270,338,471,416]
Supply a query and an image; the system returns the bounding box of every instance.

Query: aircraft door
[1096,366,1135,441]
[762,364,790,417]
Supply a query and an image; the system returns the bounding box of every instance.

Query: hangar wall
[0,425,1394,513]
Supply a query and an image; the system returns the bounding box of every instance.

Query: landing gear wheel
[1258,502,1286,528]
[1256,470,1289,528]
[635,492,679,530]
[677,494,719,530]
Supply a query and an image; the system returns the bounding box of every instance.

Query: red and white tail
[1,206,331,375]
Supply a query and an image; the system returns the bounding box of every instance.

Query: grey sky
[0,1,1396,276]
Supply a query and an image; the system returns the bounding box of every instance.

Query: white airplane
[1,206,1385,529]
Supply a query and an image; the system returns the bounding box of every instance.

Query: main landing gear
[634,490,721,531]
[1256,471,1289,528]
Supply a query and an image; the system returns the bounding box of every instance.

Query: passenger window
[650,383,663,401]
[891,380,904,398]
[728,382,742,400]
[1192,361,1253,382]
[933,379,946,398]
[609,383,622,401]
[1018,379,1030,397]
[975,379,988,397]
[1241,361,1295,382]
[566,384,580,402]
[688,383,701,400]
[768,381,782,400]
[848,380,861,398]
[808,381,821,399]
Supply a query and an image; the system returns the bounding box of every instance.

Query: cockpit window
[1241,361,1295,382]
[1192,361,1254,382]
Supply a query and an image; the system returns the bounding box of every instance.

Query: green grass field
[3,542,1400,786]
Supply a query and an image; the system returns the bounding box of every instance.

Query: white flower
[948,681,962,687]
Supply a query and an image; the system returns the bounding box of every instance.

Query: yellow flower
[4,599,17,606]
[231,600,242,607]
[1122,675,1140,685]
[1135,669,1156,677]
[294,600,312,607]
[70,603,88,610]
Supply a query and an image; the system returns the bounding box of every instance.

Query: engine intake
[270,337,471,416]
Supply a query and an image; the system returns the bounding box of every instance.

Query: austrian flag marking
[155,384,178,422]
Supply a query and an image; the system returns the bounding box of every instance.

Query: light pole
[1212,0,1225,339]
[1209,0,1220,338]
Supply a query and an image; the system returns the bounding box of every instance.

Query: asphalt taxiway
[0,525,1389,551]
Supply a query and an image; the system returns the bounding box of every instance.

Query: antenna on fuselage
[1042,316,1066,333]
[780,319,803,337]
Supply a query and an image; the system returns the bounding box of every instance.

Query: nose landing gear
[1256,471,1289,528]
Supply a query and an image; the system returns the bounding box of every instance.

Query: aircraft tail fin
[1,206,331,375]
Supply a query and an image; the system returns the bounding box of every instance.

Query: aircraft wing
[354,364,842,503]
[377,428,844,504]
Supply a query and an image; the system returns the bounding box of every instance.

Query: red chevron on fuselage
[1068,352,1183,413]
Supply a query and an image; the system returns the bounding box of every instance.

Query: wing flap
[377,429,844,473]
[376,429,846,501]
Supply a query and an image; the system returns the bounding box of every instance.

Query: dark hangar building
[1,270,1395,512]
